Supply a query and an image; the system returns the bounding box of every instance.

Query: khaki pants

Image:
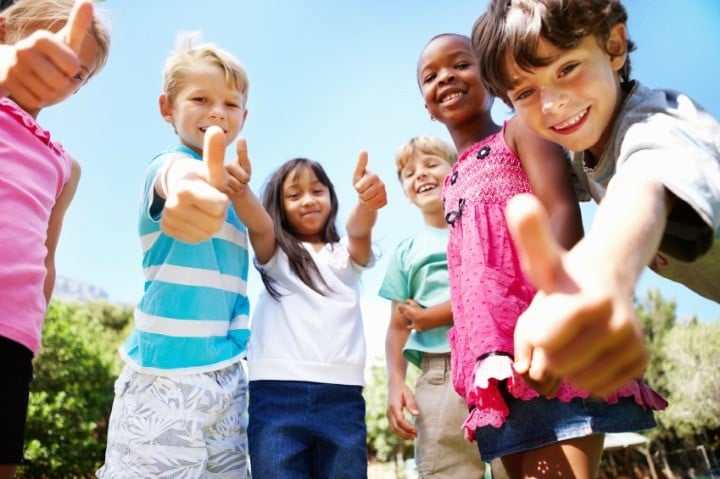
[413,354,487,478]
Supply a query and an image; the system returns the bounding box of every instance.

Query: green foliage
[657,319,720,438]
[635,289,677,397]
[364,357,415,463]
[18,301,131,478]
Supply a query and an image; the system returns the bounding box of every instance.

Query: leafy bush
[18,301,131,478]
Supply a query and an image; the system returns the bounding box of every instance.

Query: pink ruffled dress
[443,128,667,441]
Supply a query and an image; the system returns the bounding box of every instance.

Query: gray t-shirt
[571,81,720,303]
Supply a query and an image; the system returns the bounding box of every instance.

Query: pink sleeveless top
[443,129,666,439]
[0,98,72,356]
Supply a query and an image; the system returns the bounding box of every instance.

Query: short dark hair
[471,0,635,106]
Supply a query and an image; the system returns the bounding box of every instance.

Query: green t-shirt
[378,224,451,368]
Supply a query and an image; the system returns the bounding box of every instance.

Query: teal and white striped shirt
[121,145,250,375]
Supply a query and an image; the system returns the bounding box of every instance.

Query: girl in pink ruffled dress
[0,1,110,476]
[417,33,666,478]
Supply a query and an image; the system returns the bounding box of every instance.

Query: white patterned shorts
[96,361,249,479]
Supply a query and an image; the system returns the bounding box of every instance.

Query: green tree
[635,288,677,397]
[18,301,130,478]
[657,319,720,438]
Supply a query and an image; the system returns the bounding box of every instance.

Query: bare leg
[501,434,605,479]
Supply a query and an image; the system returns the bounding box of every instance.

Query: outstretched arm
[223,137,275,264]
[44,159,81,305]
[385,300,418,440]
[346,151,387,266]
[507,174,672,396]
[0,0,93,112]
[155,126,231,243]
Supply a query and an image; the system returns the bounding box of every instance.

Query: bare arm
[508,175,672,396]
[347,151,387,266]
[44,159,81,305]
[223,138,275,263]
[385,300,418,440]
[155,126,230,243]
[511,116,584,249]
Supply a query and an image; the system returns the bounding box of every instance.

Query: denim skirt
[474,389,657,461]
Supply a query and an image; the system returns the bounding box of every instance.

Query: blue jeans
[248,380,367,479]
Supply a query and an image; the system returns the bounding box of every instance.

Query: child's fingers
[505,193,565,293]
[352,151,369,184]
[235,137,252,180]
[61,0,93,54]
[202,126,227,190]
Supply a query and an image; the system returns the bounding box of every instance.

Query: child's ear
[158,94,173,123]
[607,23,629,72]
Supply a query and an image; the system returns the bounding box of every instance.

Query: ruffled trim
[461,354,668,441]
[0,98,64,156]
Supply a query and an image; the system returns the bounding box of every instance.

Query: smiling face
[399,152,452,216]
[281,166,332,243]
[159,63,247,155]
[505,25,628,160]
[417,34,493,128]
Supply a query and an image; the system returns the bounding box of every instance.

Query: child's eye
[422,73,436,84]
[455,62,470,70]
[72,72,85,83]
[514,88,535,101]
[226,102,240,108]
[192,97,207,103]
[558,63,578,78]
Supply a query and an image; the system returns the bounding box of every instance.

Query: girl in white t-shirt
[247,155,386,479]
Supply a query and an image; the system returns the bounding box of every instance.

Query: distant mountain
[53,276,110,302]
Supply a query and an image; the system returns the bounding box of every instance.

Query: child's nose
[438,67,456,83]
[540,87,568,114]
[209,103,226,119]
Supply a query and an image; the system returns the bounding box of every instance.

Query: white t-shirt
[248,241,370,386]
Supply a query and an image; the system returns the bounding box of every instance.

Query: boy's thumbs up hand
[352,151,387,211]
[160,126,230,243]
[506,193,648,397]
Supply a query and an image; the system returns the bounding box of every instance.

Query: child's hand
[0,0,93,108]
[507,193,648,397]
[161,126,230,243]
[398,300,431,332]
[352,151,387,211]
[223,138,252,200]
[386,382,419,440]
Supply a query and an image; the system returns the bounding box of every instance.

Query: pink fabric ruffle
[461,354,668,441]
[0,98,64,156]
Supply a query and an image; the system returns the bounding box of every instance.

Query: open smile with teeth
[417,184,436,194]
[440,91,462,103]
[552,108,588,131]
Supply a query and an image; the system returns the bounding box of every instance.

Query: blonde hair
[1,0,111,76]
[162,32,249,106]
[395,135,457,180]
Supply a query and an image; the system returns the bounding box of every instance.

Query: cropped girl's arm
[347,151,387,266]
[44,159,81,305]
[511,117,584,249]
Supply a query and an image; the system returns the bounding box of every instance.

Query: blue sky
[44,0,720,334]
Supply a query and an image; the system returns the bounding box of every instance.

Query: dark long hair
[260,158,340,300]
